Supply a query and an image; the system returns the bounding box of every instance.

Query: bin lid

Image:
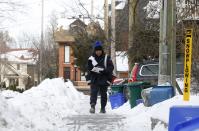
[174,117,199,131]
[111,84,124,88]
[169,106,199,131]
[127,81,150,87]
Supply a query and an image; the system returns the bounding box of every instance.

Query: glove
[100,68,109,74]
[91,67,104,74]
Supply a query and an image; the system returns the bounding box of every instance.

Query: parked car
[129,61,184,85]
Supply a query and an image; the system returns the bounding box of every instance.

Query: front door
[64,67,70,81]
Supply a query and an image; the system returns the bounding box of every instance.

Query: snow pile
[1,90,20,99]
[1,77,199,131]
[0,78,85,130]
[0,96,31,131]
[113,95,199,131]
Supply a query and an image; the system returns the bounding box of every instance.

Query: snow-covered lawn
[0,78,199,131]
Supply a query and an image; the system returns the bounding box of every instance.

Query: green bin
[128,81,151,108]
[111,85,124,94]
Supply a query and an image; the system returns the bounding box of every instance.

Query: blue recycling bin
[168,106,199,131]
[109,93,126,109]
[149,86,174,106]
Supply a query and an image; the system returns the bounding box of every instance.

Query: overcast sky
[0,0,106,47]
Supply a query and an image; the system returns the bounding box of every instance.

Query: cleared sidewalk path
[64,114,125,131]
[62,94,126,131]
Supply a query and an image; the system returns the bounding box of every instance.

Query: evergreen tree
[71,22,105,74]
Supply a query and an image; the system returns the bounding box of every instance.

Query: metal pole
[39,0,44,83]
[170,0,176,88]
[167,0,176,87]
[158,5,164,85]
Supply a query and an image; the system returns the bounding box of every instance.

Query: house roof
[54,28,75,42]
[115,0,126,10]
[0,49,38,64]
[108,0,127,16]
[70,18,87,28]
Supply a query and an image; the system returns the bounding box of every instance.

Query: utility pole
[104,0,109,52]
[158,0,176,87]
[158,3,164,85]
[111,0,116,75]
[39,0,44,83]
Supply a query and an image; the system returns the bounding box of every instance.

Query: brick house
[54,28,81,82]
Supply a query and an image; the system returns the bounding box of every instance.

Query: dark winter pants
[90,84,108,109]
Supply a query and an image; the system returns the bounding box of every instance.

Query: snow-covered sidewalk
[0,78,126,131]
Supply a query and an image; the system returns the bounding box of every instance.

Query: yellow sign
[183,29,193,101]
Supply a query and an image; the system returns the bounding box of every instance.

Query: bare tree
[145,0,199,93]
[127,0,160,66]
[70,22,105,74]
[0,31,13,88]
[0,31,12,53]
[40,12,59,79]
[0,0,25,24]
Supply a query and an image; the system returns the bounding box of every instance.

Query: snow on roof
[57,18,104,30]
[57,18,76,30]
[116,51,129,72]
[144,0,199,20]
[108,0,127,16]
[116,1,126,10]
[0,49,38,64]
[144,1,161,19]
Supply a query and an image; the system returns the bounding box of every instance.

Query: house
[116,51,129,78]
[69,18,87,35]
[54,27,81,82]
[0,49,38,90]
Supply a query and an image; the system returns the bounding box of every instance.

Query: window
[140,63,184,76]
[140,64,159,76]
[64,46,70,63]
[197,0,199,5]
[185,0,199,4]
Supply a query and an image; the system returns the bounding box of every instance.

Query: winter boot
[100,108,106,113]
[89,105,95,114]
